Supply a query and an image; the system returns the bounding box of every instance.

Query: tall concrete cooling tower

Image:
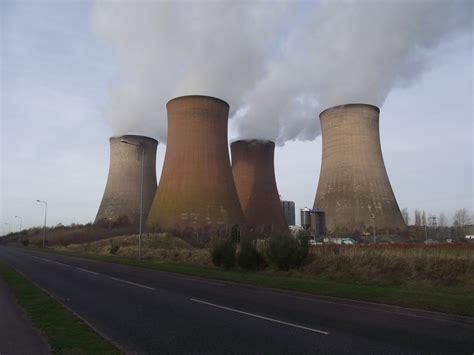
[95,135,158,226]
[231,140,288,234]
[314,104,405,234]
[147,95,245,238]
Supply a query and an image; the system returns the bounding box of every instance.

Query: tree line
[401,207,473,241]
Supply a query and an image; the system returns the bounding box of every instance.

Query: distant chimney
[314,104,406,233]
[95,135,158,226]
[147,95,244,240]
[231,139,288,235]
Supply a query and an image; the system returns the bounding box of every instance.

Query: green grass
[30,247,474,317]
[0,262,122,354]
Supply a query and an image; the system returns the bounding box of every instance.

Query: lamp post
[121,139,144,260]
[36,200,47,248]
[4,223,10,235]
[15,216,22,244]
[371,214,376,244]
[15,216,22,232]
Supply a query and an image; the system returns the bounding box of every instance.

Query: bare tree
[422,211,426,227]
[453,208,471,227]
[415,209,421,226]
[401,208,410,225]
[438,213,447,227]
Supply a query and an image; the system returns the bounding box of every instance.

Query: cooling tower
[95,135,158,225]
[231,140,288,234]
[147,95,245,237]
[314,104,406,234]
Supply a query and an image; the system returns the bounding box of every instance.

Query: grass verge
[0,262,121,354]
[31,247,474,317]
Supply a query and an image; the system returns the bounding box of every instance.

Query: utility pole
[371,214,376,244]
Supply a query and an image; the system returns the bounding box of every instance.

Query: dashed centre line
[25,252,155,291]
[53,261,71,267]
[190,298,330,335]
[110,277,155,291]
[74,266,99,275]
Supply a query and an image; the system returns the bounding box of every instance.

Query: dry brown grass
[53,233,212,266]
[17,224,134,247]
[50,233,473,289]
[301,244,474,288]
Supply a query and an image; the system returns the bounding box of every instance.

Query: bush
[230,224,240,244]
[238,239,266,270]
[210,239,236,270]
[21,239,29,247]
[297,234,310,254]
[266,233,309,271]
[110,245,120,255]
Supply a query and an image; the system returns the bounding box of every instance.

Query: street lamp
[4,222,10,235]
[121,139,145,260]
[37,200,47,248]
[15,216,22,232]
[370,214,376,244]
[15,216,22,245]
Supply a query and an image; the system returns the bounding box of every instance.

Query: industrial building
[314,104,406,234]
[301,207,326,238]
[281,201,295,226]
[95,135,158,225]
[147,95,245,239]
[231,139,288,234]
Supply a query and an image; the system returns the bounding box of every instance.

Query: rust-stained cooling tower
[147,95,245,237]
[95,135,158,225]
[314,104,405,234]
[231,140,288,234]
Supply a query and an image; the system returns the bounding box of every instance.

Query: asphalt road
[1,246,472,354]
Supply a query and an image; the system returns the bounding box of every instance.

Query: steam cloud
[92,0,471,145]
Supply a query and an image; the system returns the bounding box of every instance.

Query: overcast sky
[1,0,472,233]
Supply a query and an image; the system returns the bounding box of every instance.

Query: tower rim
[319,103,380,118]
[230,139,275,147]
[166,95,229,109]
[110,135,158,144]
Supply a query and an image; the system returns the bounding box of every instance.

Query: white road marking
[75,266,99,275]
[32,256,98,276]
[190,298,330,335]
[53,261,71,267]
[111,277,155,291]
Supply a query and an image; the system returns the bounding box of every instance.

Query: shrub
[266,233,309,271]
[21,239,29,247]
[238,239,267,270]
[110,245,120,255]
[297,234,310,255]
[230,224,240,243]
[210,239,236,269]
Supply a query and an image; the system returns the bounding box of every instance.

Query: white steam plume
[91,1,288,142]
[92,0,471,145]
[236,0,472,144]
